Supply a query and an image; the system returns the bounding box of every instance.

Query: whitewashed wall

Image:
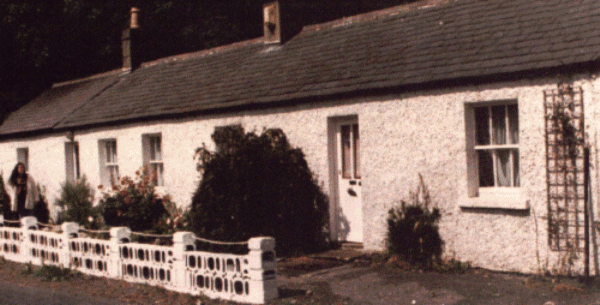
[0,134,68,212]
[2,74,600,275]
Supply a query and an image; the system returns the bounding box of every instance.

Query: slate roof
[6,0,600,134]
[0,71,121,135]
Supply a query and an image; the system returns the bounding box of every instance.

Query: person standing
[8,163,37,219]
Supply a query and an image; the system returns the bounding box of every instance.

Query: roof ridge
[141,37,265,68]
[301,0,455,33]
[51,69,124,88]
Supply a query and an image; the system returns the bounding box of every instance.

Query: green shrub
[0,173,10,217]
[190,126,329,256]
[386,175,443,269]
[98,167,169,232]
[32,184,50,224]
[56,176,102,228]
[33,264,80,282]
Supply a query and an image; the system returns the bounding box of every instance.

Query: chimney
[263,1,301,44]
[122,7,141,71]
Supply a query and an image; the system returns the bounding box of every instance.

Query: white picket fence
[0,216,278,304]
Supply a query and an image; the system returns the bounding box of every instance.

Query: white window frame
[17,147,29,171]
[99,139,119,186]
[65,142,80,183]
[463,100,528,209]
[142,134,164,186]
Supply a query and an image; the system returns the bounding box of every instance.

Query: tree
[0,1,414,123]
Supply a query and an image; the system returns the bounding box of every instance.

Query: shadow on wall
[334,206,351,241]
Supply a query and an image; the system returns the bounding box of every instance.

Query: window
[142,134,163,186]
[341,123,360,179]
[474,104,519,190]
[65,142,80,183]
[17,148,29,171]
[466,101,521,203]
[99,139,118,186]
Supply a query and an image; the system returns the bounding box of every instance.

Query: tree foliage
[190,126,329,256]
[0,0,412,121]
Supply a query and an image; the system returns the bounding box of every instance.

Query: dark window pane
[492,105,507,145]
[496,149,511,187]
[478,150,494,187]
[507,104,519,144]
[353,124,360,179]
[475,107,490,145]
[513,150,520,187]
[341,125,351,179]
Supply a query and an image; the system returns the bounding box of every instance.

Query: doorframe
[327,115,360,242]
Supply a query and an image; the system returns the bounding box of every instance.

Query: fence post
[173,231,195,292]
[247,237,277,304]
[21,216,37,230]
[109,227,131,279]
[60,222,79,268]
[20,216,37,264]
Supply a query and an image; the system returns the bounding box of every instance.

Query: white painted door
[336,119,363,242]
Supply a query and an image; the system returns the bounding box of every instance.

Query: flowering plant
[154,196,190,234]
[98,167,170,232]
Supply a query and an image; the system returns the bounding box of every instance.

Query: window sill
[460,190,529,210]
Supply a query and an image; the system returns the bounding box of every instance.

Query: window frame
[463,100,527,209]
[474,103,520,192]
[99,139,119,186]
[340,123,360,179]
[17,147,29,171]
[65,142,80,183]
[142,133,164,186]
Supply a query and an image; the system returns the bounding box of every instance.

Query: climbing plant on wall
[544,83,587,253]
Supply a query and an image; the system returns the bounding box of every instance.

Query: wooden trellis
[544,85,587,252]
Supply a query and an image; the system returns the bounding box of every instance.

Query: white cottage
[2,0,600,274]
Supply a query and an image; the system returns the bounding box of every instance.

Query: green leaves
[191,126,329,256]
[386,176,443,269]
[56,176,101,229]
[98,167,171,234]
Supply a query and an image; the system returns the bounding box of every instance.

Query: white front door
[335,119,363,242]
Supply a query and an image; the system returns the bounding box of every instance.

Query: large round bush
[190,126,329,256]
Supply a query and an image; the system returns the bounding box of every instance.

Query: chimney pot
[122,7,141,71]
[262,1,302,44]
[263,2,281,44]
[130,7,140,29]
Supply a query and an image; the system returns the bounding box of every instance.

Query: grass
[33,264,81,282]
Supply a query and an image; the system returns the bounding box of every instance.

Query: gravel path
[277,262,600,305]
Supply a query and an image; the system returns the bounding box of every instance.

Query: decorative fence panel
[118,238,176,288]
[0,216,277,304]
[69,237,113,278]
[0,226,26,263]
